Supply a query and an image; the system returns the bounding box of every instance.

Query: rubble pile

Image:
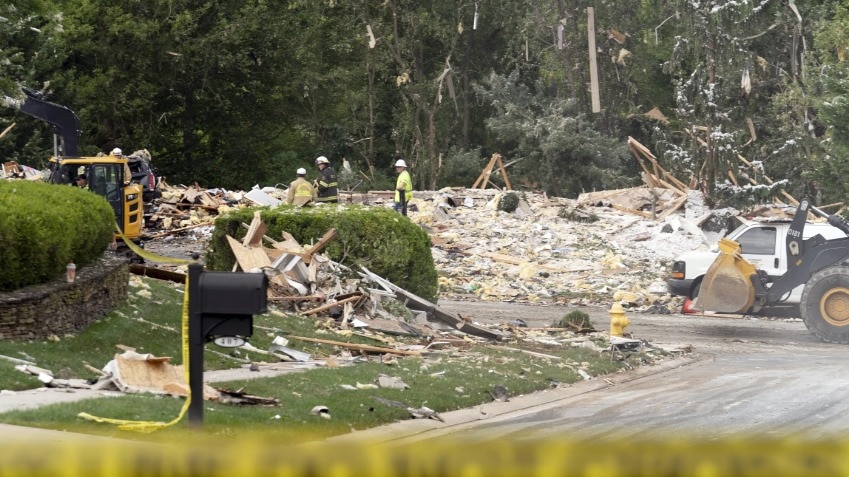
[141,183,717,313]
[407,187,711,311]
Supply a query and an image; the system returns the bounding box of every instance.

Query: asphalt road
[337,300,849,444]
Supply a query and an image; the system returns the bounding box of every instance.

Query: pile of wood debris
[140,181,717,314]
[13,347,279,405]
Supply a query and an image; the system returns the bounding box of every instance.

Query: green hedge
[206,205,438,302]
[0,180,115,291]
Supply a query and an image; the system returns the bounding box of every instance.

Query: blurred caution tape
[0,438,847,476]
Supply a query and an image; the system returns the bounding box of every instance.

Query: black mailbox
[187,264,270,426]
[198,271,268,339]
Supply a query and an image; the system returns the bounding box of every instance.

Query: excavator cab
[47,157,144,242]
[4,88,144,243]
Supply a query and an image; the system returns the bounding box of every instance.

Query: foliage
[476,72,636,198]
[498,192,520,213]
[555,310,592,331]
[2,2,849,205]
[205,206,438,302]
[438,146,485,189]
[810,4,849,204]
[0,180,113,291]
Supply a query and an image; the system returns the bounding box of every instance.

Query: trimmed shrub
[206,205,439,302]
[0,181,114,291]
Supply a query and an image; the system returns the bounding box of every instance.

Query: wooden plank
[472,154,498,189]
[129,264,187,284]
[300,294,363,316]
[226,235,271,272]
[306,228,337,258]
[287,335,421,356]
[494,153,512,190]
[0,122,15,141]
[268,295,325,302]
[242,211,266,247]
[587,7,601,113]
[656,194,689,221]
[609,203,652,218]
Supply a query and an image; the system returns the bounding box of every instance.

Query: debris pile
[0,161,42,180]
[140,182,718,315]
[12,347,279,406]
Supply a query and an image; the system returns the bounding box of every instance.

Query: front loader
[697,198,849,343]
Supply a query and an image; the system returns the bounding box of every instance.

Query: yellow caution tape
[77,274,193,433]
[1,437,848,476]
[115,224,195,265]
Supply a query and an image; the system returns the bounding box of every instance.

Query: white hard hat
[296,167,307,175]
[315,156,329,165]
[111,147,122,156]
[395,159,407,168]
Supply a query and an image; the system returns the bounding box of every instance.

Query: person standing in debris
[313,156,338,203]
[286,167,317,206]
[74,174,87,188]
[110,147,123,157]
[394,159,413,216]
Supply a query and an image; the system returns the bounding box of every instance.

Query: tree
[476,71,633,197]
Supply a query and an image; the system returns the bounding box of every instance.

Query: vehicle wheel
[800,266,849,344]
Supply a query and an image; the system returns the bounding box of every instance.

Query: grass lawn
[0,275,664,443]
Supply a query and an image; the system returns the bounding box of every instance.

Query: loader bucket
[694,238,757,314]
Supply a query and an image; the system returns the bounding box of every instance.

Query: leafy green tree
[476,71,634,197]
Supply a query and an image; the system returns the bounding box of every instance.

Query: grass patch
[0,275,664,442]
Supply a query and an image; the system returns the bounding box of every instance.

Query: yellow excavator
[697,198,849,343]
[2,89,143,242]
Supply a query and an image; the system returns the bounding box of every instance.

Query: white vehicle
[666,220,846,304]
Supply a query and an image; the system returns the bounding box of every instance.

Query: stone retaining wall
[0,256,128,340]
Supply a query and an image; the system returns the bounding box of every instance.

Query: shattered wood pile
[13,347,279,406]
[225,211,505,342]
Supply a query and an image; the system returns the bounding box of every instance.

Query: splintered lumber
[306,228,337,257]
[0,123,15,141]
[143,223,212,240]
[736,154,799,206]
[268,295,325,302]
[627,137,688,193]
[287,335,421,356]
[162,201,219,211]
[226,235,271,271]
[656,194,689,220]
[360,266,504,341]
[471,153,511,190]
[300,294,363,316]
[242,211,267,247]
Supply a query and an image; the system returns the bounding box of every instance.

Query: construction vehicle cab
[696,198,849,343]
[47,157,143,241]
[3,88,143,242]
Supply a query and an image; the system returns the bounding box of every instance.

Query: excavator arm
[1,88,81,157]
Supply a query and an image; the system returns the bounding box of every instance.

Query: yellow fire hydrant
[609,302,630,337]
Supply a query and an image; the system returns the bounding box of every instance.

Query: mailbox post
[187,263,268,427]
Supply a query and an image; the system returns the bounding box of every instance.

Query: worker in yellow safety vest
[286,167,317,206]
[393,159,413,216]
